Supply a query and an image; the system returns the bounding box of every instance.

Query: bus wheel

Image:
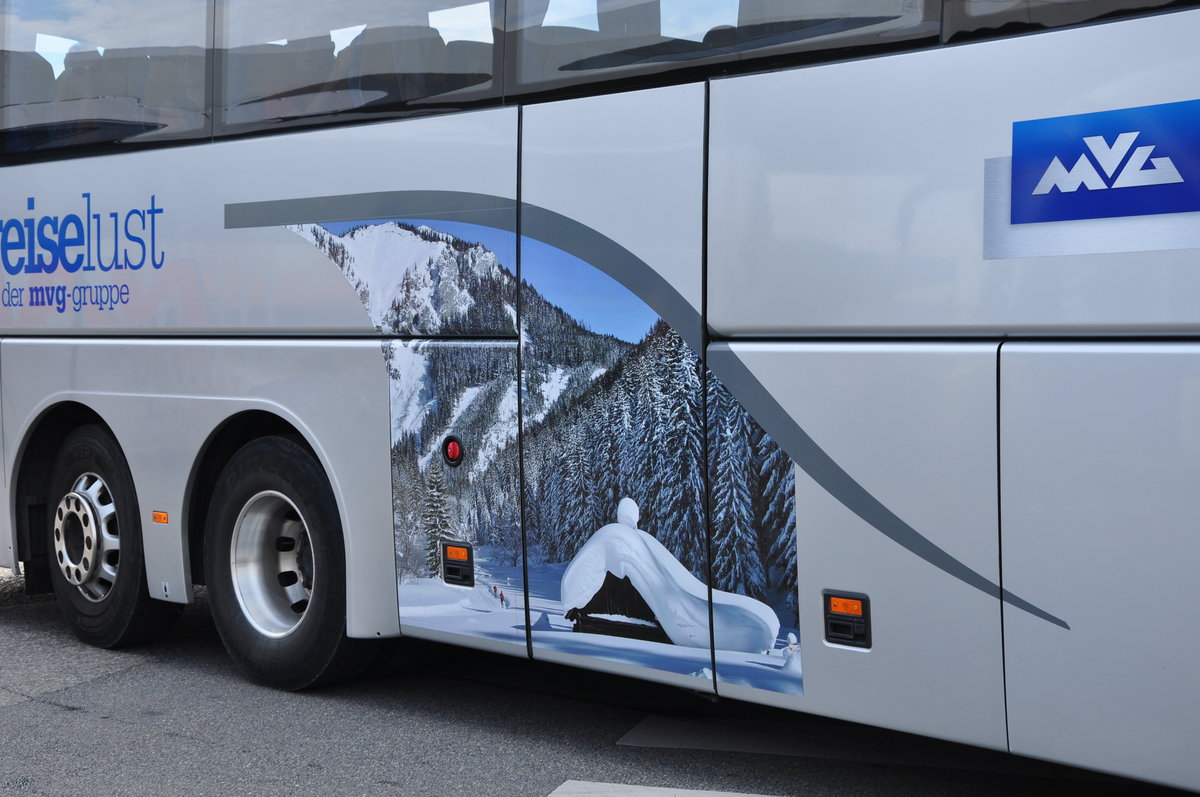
[48,425,181,648]
[204,436,370,690]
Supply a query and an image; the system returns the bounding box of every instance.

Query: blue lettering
[123,209,146,270]
[148,195,165,269]
[82,193,93,271]
[93,211,119,272]
[59,215,84,272]
[2,219,25,275]
[22,214,36,272]
[27,284,53,308]
[36,216,60,273]
[2,281,22,307]
[0,194,164,277]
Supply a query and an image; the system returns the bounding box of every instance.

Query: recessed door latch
[441,541,474,587]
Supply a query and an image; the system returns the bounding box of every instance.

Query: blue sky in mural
[320,218,658,344]
[520,235,658,344]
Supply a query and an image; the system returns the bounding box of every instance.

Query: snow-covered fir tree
[656,327,706,577]
[711,394,766,596]
[758,423,798,614]
[422,456,454,577]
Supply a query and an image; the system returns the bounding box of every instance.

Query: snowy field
[398,546,803,697]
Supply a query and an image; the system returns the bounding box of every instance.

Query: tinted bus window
[943,0,1194,41]
[1,0,209,155]
[507,0,939,93]
[217,0,501,135]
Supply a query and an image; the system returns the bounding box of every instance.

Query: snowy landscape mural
[292,217,801,696]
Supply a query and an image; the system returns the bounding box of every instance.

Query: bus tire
[47,424,181,648]
[204,435,370,690]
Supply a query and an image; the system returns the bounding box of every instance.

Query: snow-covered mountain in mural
[290,221,516,336]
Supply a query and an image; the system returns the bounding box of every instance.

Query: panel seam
[997,339,1011,751]
[702,79,718,697]
[515,105,534,661]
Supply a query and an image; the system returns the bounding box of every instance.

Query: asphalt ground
[0,570,1187,797]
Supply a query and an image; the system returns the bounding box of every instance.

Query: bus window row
[2,0,1196,156]
[508,0,938,91]
[220,27,497,129]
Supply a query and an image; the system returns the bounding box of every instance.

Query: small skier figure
[499,590,507,608]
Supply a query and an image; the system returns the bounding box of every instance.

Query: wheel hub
[52,472,120,602]
[54,491,98,586]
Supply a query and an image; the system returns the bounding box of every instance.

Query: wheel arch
[183,410,318,586]
[11,401,113,593]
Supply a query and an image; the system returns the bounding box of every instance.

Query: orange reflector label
[445,545,469,562]
[152,511,169,524]
[830,597,863,616]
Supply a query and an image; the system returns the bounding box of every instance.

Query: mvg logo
[1011,99,1200,224]
[1033,132,1183,194]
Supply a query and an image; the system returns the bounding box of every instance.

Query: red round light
[445,440,461,462]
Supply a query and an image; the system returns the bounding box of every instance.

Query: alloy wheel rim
[230,490,314,638]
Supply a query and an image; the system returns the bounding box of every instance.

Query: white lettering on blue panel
[1011,99,1200,224]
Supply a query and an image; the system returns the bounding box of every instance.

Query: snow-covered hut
[561,498,779,653]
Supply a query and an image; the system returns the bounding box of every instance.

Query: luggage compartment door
[1002,344,1200,791]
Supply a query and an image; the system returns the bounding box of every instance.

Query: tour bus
[2,0,1199,790]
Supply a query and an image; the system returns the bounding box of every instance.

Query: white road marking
[549,782,782,797]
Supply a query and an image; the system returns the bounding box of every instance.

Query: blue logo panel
[1011,99,1200,224]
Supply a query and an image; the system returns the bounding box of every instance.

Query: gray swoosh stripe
[224,189,1067,629]
[225,189,517,232]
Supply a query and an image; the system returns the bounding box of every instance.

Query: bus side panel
[713,343,1007,750]
[709,8,1200,337]
[1002,344,1200,792]
[519,85,714,689]
[1,339,398,637]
